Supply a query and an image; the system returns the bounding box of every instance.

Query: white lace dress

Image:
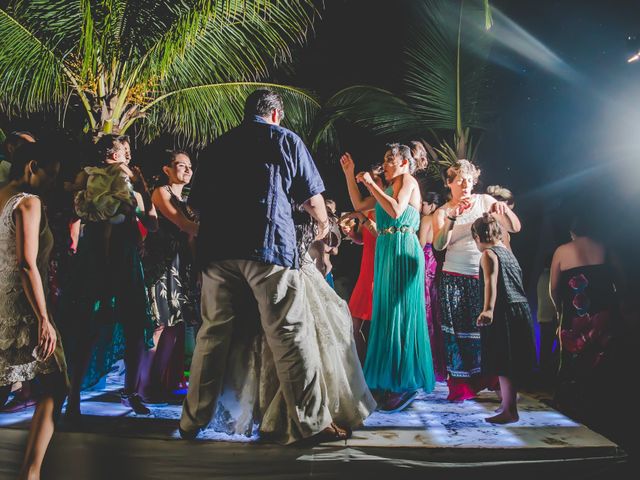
[211,254,376,442]
[0,193,66,386]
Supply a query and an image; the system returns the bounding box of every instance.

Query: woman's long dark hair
[9,143,58,183]
[292,203,315,260]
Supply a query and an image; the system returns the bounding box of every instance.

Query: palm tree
[312,0,493,170]
[0,0,323,145]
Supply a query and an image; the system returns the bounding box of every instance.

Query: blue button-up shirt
[188,116,325,269]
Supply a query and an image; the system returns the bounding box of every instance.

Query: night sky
[284,0,640,289]
[2,0,639,289]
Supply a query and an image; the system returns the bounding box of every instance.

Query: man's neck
[250,114,278,126]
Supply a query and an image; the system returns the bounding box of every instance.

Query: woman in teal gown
[340,144,435,412]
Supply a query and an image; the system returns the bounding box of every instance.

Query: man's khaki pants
[180,259,331,443]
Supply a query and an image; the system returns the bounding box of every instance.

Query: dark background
[3,0,640,303]
[279,0,640,307]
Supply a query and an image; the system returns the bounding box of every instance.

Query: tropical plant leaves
[0,0,323,145]
[139,82,321,147]
[311,0,493,161]
[0,5,70,113]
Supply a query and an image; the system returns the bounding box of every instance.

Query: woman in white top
[433,160,521,401]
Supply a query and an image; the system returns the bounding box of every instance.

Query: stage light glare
[627,52,640,63]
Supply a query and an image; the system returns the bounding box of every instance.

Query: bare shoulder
[481,248,499,266]
[420,214,433,225]
[555,241,573,256]
[152,186,170,202]
[403,172,418,186]
[16,194,42,212]
[434,205,448,219]
[13,195,42,225]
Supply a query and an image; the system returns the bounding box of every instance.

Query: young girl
[472,213,535,424]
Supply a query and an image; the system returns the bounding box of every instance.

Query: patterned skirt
[439,272,482,378]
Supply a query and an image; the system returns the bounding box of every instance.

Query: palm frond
[404,0,493,132]
[11,0,82,53]
[135,82,321,147]
[0,5,71,113]
[310,85,422,152]
[136,0,318,91]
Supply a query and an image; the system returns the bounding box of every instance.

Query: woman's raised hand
[447,198,471,218]
[340,153,355,175]
[355,171,374,186]
[490,201,509,215]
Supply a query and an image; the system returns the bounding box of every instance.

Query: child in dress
[472,213,536,424]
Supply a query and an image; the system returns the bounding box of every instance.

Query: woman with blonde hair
[433,160,521,401]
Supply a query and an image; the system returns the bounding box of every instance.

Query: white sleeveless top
[442,194,496,276]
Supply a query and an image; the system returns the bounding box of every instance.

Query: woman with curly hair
[433,160,521,401]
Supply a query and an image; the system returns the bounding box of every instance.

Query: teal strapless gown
[363,198,435,393]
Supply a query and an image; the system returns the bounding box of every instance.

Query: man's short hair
[244,89,284,119]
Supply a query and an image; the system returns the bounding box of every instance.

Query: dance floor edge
[0,378,627,479]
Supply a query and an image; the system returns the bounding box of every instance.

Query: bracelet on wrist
[447,215,457,222]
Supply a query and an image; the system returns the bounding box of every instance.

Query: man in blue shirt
[180,89,343,443]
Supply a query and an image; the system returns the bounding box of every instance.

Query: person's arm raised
[152,188,199,237]
[489,198,522,233]
[357,172,412,219]
[15,197,56,360]
[340,214,363,244]
[432,199,472,251]
[340,153,376,212]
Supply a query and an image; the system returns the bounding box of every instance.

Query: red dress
[348,215,376,321]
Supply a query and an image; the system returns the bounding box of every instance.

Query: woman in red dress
[340,161,384,364]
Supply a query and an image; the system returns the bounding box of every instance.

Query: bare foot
[485,411,519,424]
[494,406,503,413]
[315,422,351,443]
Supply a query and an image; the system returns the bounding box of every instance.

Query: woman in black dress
[550,216,622,428]
[139,150,199,402]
